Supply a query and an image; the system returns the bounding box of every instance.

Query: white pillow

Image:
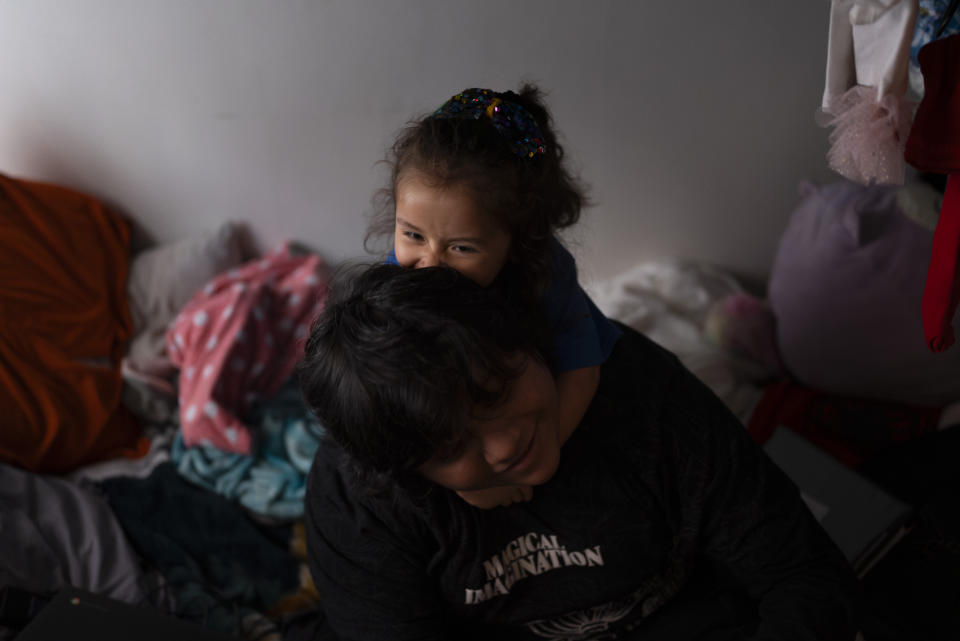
[126,221,245,367]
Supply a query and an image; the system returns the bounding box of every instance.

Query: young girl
[367,85,621,508]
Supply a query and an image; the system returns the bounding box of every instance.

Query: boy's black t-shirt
[304,326,861,640]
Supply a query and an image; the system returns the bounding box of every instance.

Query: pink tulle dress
[824,85,916,185]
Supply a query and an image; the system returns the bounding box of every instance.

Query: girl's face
[418,355,562,492]
[393,174,512,287]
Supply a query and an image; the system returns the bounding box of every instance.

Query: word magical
[465,532,604,605]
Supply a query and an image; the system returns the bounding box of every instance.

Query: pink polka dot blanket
[166,244,327,454]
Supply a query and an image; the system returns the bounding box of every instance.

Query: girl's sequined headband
[433,88,547,159]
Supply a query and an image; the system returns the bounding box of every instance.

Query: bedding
[589,256,957,457]
[166,244,327,455]
[0,173,148,473]
[99,463,307,638]
[2,168,956,639]
[125,220,247,385]
[0,172,325,639]
[587,260,768,426]
[0,462,157,604]
[171,376,323,519]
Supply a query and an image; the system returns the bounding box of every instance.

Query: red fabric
[0,174,147,473]
[747,381,942,469]
[905,34,960,173]
[905,34,960,352]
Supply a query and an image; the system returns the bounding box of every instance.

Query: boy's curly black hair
[366,84,588,305]
[298,264,551,493]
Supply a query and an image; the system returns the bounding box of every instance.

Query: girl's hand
[457,485,533,509]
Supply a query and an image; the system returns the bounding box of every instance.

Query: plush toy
[703,293,785,380]
[764,179,960,406]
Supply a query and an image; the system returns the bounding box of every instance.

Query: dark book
[763,426,913,577]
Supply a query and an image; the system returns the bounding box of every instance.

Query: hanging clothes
[910,0,960,95]
[821,0,919,185]
[905,33,960,352]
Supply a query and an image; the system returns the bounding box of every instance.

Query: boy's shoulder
[584,324,707,444]
[581,325,680,424]
[603,322,681,379]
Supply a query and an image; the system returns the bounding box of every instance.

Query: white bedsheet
[587,261,766,426]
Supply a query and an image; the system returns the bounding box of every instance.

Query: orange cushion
[0,174,148,472]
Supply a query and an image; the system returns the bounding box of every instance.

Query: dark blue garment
[540,237,620,372]
[99,463,300,636]
[386,238,620,372]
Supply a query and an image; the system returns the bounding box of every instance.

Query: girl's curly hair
[366,84,588,304]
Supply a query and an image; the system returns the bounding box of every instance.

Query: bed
[2,172,959,640]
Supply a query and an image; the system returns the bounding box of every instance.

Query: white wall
[0,1,835,286]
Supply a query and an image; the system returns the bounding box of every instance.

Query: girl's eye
[403,230,424,242]
[451,244,477,254]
